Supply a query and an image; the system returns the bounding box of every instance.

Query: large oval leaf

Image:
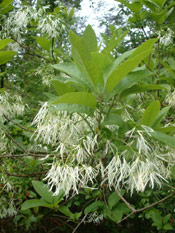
[84,201,105,214]
[105,39,157,93]
[0,51,16,65]
[151,131,175,149]
[32,181,54,203]
[141,101,160,127]
[0,39,13,50]
[52,92,97,109]
[21,199,52,210]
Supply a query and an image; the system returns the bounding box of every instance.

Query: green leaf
[111,207,123,222]
[32,181,54,204]
[158,126,175,134]
[151,0,167,8]
[51,80,75,96]
[108,190,125,209]
[58,206,72,217]
[21,199,52,210]
[0,51,16,65]
[52,92,97,109]
[0,39,13,50]
[102,113,124,126]
[53,189,65,205]
[120,84,166,97]
[109,68,151,99]
[151,131,175,149]
[84,201,105,214]
[141,101,160,127]
[104,49,134,83]
[171,165,175,179]
[149,209,162,229]
[152,106,170,128]
[163,214,171,224]
[36,37,51,52]
[102,30,128,55]
[142,0,158,11]
[69,28,100,88]
[130,39,157,60]
[53,103,94,115]
[105,39,157,93]
[82,25,98,53]
[116,0,142,13]
[58,206,81,220]
[91,52,112,87]
[0,0,13,8]
[0,4,13,14]
[52,63,92,89]
[163,223,173,230]
[151,10,167,24]
[69,30,90,64]
[72,212,82,220]
[110,202,130,223]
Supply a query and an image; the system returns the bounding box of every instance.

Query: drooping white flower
[1,4,65,41]
[103,155,168,195]
[44,162,98,196]
[37,15,63,38]
[166,89,175,106]
[0,201,17,219]
[158,28,174,46]
[136,130,151,154]
[33,103,98,162]
[0,92,25,120]
[87,212,104,224]
[125,125,154,155]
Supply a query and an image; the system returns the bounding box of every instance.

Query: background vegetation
[1,0,175,232]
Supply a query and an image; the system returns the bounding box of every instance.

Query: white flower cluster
[2,6,33,42]
[37,15,65,38]
[125,125,154,155]
[0,92,25,121]
[104,155,168,195]
[1,5,65,41]
[35,100,175,197]
[166,89,175,106]
[0,201,17,219]
[35,66,56,86]
[0,92,25,153]
[0,130,16,154]
[158,28,174,47]
[87,212,104,224]
[32,102,98,163]
[7,42,21,52]
[1,176,12,191]
[0,132,9,153]
[44,162,98,197]
[0,177,17,218]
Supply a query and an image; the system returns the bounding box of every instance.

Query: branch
[106,95,118,118]
[25,51,51,62]
[4,171,46,178]
[0,152,60,158]
[51,38,56,63]
[3,114,35,132]
[72,214,87,233]
[114,186,136,212]
[5,132,28,153]
[13,38,51,63]
[78,113,95,135]
[0,153,48,158]
[141,26,149,40]
[137,191,175,212]
[114,186,175,224]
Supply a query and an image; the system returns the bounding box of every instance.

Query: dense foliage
[1,0,175,232]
